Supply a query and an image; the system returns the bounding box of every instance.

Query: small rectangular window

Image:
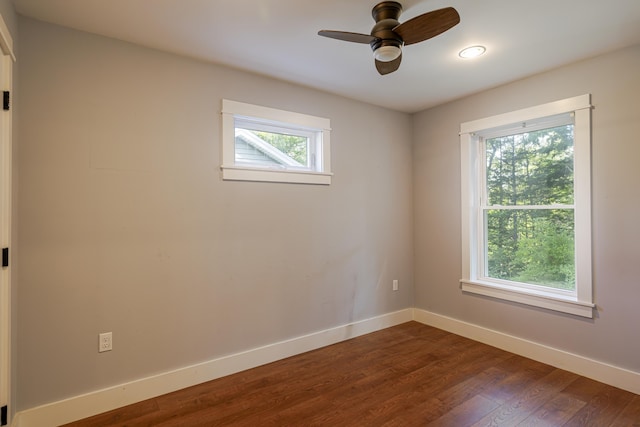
[221,100,332,184]
[460,94,593,317]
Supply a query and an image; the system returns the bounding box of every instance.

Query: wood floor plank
[476,357,555,406]
[63,322,639,427]
[517,392,586,426]
[374,367,511,426]
[611,394,640,427]
[427,394,501,426]
[472,368,579,426]
[368,353,514,426]
[560,376,636,427]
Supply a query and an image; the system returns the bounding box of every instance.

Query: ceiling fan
[318,1,460,75]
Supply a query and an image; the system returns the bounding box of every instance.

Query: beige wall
[16,18,414,409]
[413,45,640,373]
[0,0,15,36]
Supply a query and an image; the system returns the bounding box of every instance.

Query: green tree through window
[251,131,308,165]
[484,125,575,290]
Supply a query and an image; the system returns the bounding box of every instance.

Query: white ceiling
[12,0,640,113]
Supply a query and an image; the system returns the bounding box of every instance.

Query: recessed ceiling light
[459,45,486,59]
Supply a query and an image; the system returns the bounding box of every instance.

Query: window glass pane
[235,128,309,168]
[485,208,575,290]
[251,130,309,165]
[485,125,574,206]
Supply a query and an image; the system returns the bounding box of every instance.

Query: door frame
[0,10,14,421]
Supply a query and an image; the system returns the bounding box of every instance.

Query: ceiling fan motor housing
[370,1,404,52]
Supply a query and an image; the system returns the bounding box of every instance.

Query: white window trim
[221,99,332,185]
[459,94,594,318]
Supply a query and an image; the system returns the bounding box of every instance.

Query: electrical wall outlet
[393,279,399,291]
[99,332,112,353]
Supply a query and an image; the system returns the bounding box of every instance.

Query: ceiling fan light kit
[318,1,460,75]
[374,45,402,62]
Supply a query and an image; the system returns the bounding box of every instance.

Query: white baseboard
[412,308,640,395]
[13,309,413,427]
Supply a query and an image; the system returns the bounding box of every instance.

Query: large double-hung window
[459,95,593,317]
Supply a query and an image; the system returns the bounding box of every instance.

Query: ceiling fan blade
[375,52,402,75]
[394,7,460,46]
[318,30,378,44]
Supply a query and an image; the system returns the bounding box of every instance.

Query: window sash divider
[482,205,575,210]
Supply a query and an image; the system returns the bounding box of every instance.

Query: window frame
[459,94,594,318]
[221,99,332,185]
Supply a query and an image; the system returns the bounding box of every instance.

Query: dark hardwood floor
[64,322,640,426]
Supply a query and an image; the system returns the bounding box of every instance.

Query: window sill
[221,165,332,185]
[460,279,594,318]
